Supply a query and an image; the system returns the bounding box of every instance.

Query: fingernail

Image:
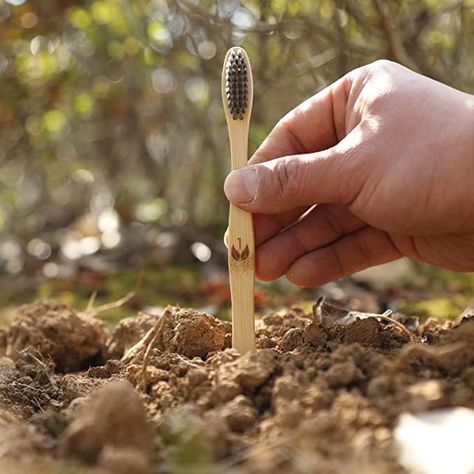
[223,228,229,248]
[224,168,258,204]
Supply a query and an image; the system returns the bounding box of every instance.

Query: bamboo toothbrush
[222,47,256,354]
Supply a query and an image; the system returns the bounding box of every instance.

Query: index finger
[249,73,353,165]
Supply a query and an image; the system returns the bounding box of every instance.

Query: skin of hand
[223,60,474,287]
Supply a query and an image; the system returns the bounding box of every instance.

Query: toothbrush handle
[228,203,256,354]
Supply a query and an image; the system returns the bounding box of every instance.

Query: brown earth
[0,299,473,473]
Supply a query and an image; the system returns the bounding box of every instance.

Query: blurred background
[1,0,474,321]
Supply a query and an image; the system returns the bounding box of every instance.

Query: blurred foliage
[0,263,317,327]
[396,264,474,319]
[399,295,468,319]
[0,0,474,311]
[1,0,474,278]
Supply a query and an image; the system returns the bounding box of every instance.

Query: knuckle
[321,207,344,239]
[370,59,397,72]
[278,109,298,131]
[272,159,302,202]
[277,116,308,154]
[286,269,306,287]
[363,60,401,94]
[329,246,345,277]
[353,231,373,266]
[276,115,290,130]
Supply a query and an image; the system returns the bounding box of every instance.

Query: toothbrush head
[223,47,252,121]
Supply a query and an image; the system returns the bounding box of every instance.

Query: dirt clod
[278,327,303,352]
[232,349,278,390]
[59,380,153,469]
[2,300,474,474]
[5,301,108,372]
[107,312,157,359]
[0,410,49,460]
[158,306,231,358]
[324,358,365,388]
[343,318,381,345]
[222,394,257,433]
[303,322,328,346]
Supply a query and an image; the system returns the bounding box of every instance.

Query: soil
[0,299,474,473]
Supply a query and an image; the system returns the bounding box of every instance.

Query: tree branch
[372,0,419,71]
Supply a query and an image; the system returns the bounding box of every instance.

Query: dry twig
[372,0,419,70]
[81,268,144,318]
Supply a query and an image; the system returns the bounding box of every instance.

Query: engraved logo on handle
[231,238,250,261]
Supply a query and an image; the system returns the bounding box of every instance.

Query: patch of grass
[411,264,474,294]
[35,265,202,325]
[397,264,474,320]
[398,294,469,320]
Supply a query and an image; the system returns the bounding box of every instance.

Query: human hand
[223,60,474,286]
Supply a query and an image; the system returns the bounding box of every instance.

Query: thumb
[224,140,364,214]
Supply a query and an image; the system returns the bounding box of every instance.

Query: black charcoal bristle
[225,50,248,120]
